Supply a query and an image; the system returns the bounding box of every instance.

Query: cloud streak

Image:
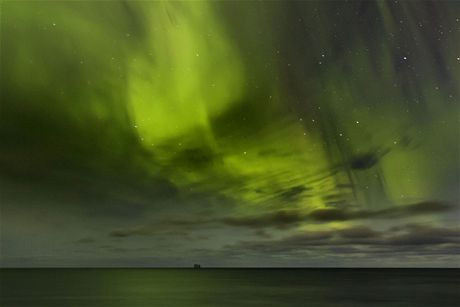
[222,224,460,257]
[109,201,456,237]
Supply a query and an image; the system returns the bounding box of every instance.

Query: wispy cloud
[109,200,456,237]
[222,224,460,257]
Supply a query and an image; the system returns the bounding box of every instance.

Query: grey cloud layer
[220,224,460,261]
[108,200,456,237]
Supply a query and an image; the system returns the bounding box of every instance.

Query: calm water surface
[0,269,459,306]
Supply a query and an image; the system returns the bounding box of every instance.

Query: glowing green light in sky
[128,2,245,147]
[0,0,458,267]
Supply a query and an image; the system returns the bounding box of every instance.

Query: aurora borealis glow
[1,0,459,267]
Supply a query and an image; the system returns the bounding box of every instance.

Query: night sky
[1,0,459,267]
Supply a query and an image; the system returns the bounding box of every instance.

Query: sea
[0,268,458,306]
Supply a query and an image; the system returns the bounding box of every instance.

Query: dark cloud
[221,210,304,229]
[308,200,455,222]
[337,226,380,239]
[348,151,382,170]
[108,201,456,238]
[109,218,211,238]
[376,201,456,217]
[385,225,460,246]
[223,224,460,258]
[278,185,308,201]
[98,245,152,254]
[308,208,350,221]
[170,147,219,170]
[335,148,391,171]
[109,210,304,238]
[1,165,181,219]
[109,227,152,238]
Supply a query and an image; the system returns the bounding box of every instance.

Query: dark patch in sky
[224,225,460,256]
[221,210,304,229]
[336,226,380,239]
[348,149,390,170]
[349,152,381,170]
[308,201,455,222]
[107,200,456,238]
[171,147,219,170]
[278,185,308,201]
[309,208,350,221]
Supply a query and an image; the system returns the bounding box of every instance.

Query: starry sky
[1,0,459,267]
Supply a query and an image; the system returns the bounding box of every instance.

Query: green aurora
[0,0,459,267]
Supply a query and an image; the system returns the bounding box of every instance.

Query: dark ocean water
[0,269,459,306]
